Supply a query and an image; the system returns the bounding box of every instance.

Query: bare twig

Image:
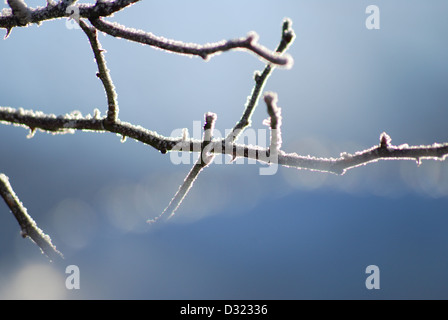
[0,174,63,261]
[0,106,188,153]
[263,92,282,157]
[79,19,119,123]
[89,17,293,67]
[149,113,217,223]
[280,135,448,175]
[226,18,295,142]
[220,135,448,175]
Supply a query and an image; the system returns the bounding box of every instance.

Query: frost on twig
[275,135,448,175]
[149,113,217,223]
[0,106,191,152]
[89,17,293,67]
[78,19,119,123]
[226,18,295,142]
[263,92,282,157]
[0,174,63,261]
[1,105,448,174]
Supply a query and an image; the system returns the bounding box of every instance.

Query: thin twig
[0,174,63,261]
[148,113,217,223]
[79,19,119,123]
[225,18,295,143]
[263,92,282,156]
[89,17,293,67]
[220,135,448,175]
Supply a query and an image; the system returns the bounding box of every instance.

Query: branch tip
[264,92,281,129]
[253,71,262,83]
[4,27,13,39]
[263,92,282,154]
[204,112,217,129]
[246,31,259,45]
[0,173,62,261]
[26,126,36,139]
[380,132,392,148]
[264,92,278,108]
[282,18,295,41]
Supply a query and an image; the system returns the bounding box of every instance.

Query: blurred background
[1,0,448,299]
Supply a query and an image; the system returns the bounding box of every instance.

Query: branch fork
[148,112,218,223]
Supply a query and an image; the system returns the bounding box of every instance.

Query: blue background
[0,0,448,299]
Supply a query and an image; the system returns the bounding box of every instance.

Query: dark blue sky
[1,0,447,299]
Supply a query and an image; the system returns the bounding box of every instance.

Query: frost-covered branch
[0,174,63,261]
[0,0,139,31]
[226,18,295,142]
[218,132,448,175]
[79,19,119,123]
[149,113,218,223]
[0,107,186,153]
[263,92,282,161]
[2,106,447,175]
[89,17,293,67]
[1,0,293,67]
[281,133,448,175]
